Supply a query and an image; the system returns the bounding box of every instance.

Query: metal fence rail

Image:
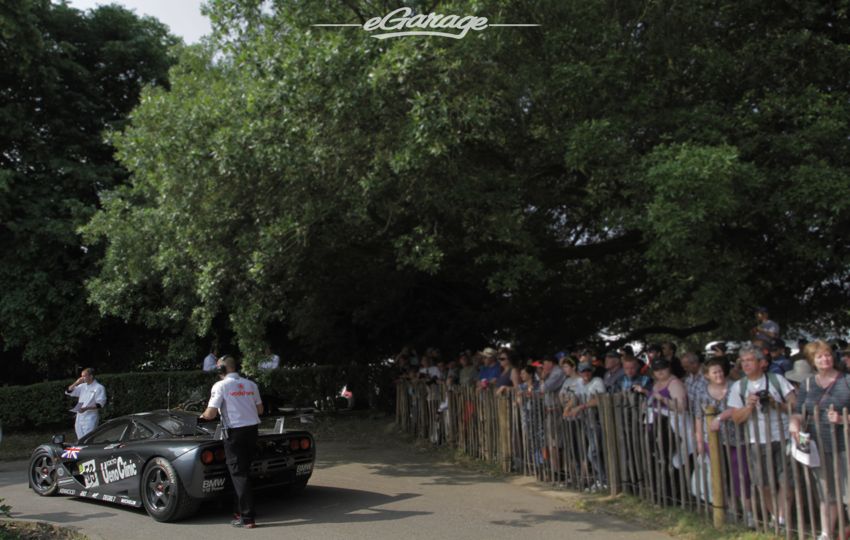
[396,381,850,538]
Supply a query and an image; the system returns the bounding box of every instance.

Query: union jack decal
[61,447,82,459]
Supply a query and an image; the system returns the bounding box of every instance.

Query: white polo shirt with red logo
[208,373,262,428]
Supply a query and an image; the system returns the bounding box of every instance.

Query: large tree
[0,0,178,378]
[85,0,850,364]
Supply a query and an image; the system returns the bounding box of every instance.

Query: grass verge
[580,493,780,540]
[0,521,87,540]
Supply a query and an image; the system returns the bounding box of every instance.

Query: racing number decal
[78,459,100,488]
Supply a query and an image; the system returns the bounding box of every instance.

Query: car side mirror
[52,434,65,445]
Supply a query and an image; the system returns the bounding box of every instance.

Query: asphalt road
[1,423,671,540]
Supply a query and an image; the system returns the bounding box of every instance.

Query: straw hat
[784,359,813,384]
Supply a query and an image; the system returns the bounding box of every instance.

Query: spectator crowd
[395,307,850,540]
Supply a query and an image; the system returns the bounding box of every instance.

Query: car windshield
[152,414,214,437]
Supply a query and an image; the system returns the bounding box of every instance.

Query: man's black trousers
[223,424,259,521]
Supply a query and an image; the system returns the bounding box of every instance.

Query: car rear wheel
[28,450,59,496]
[141,457,199,522]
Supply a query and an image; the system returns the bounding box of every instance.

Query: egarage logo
[313,7,539,40]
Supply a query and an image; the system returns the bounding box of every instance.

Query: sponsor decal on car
[295,462,313,476]
[59,488,76,495]
[61,447,82,459]
[102,494,116,502]
[59,478,75,485]
[80,490,87,497]
[99,456,138,484]
[57,467,65,477]
[119,497,138,506]
[78,459,99,488]
[202,477,227,492]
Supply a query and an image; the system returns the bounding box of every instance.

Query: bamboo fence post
[603,394,620,494]
[498,392,511,473]
[836,407,850,538]
[774,403,791,540]
[705,405,726,528]
[830,405,844,540]
[815,405,828,535]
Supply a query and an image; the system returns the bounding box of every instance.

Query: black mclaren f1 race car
[28,410,315,522]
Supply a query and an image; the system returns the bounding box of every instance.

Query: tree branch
[556,230,643,260]
[341,0,367,24]
[613,320,720,346]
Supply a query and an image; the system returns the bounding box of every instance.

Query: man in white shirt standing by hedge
[65,367,107,440]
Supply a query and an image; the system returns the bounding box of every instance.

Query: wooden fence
[396,381,850,539]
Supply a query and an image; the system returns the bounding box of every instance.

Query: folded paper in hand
[788,432,820,467]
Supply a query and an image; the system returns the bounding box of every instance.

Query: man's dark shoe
[231,519,256,529]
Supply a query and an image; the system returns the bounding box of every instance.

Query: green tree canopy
[0,0,178,377]
[85,0,850,364]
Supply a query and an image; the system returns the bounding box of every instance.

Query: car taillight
[289,439,299,450]
[300,438,311,450]
[201,450,215,465]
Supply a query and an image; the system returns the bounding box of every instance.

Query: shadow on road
[178,485,428,528]
[12,508,119,522]
[490,506,646,533]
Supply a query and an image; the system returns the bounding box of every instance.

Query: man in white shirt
[202,346,219,372]
[258,346,280,370]
[65,368,107,439]
[729,343,795,527]
[200,356,263,529]
[563,362,606,489]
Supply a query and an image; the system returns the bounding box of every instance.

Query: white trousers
[75,411,99,440]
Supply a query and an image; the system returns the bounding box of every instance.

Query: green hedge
[0,364,395,432]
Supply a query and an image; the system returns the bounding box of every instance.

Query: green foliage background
[4,0,850,378]
[85,0,850,363]
[0,0,181,379]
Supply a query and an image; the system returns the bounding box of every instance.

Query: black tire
[28,449,59,496]
[140,457,199,522]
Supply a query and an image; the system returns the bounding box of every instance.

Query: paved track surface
[1,422,671,540]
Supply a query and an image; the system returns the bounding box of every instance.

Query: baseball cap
[605,350,621,359]
[578,362,593,372]
[530,360,543,368]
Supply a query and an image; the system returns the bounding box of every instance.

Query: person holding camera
[199,356,263,529]
[789,340,850,540]
[728,344,795,529]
